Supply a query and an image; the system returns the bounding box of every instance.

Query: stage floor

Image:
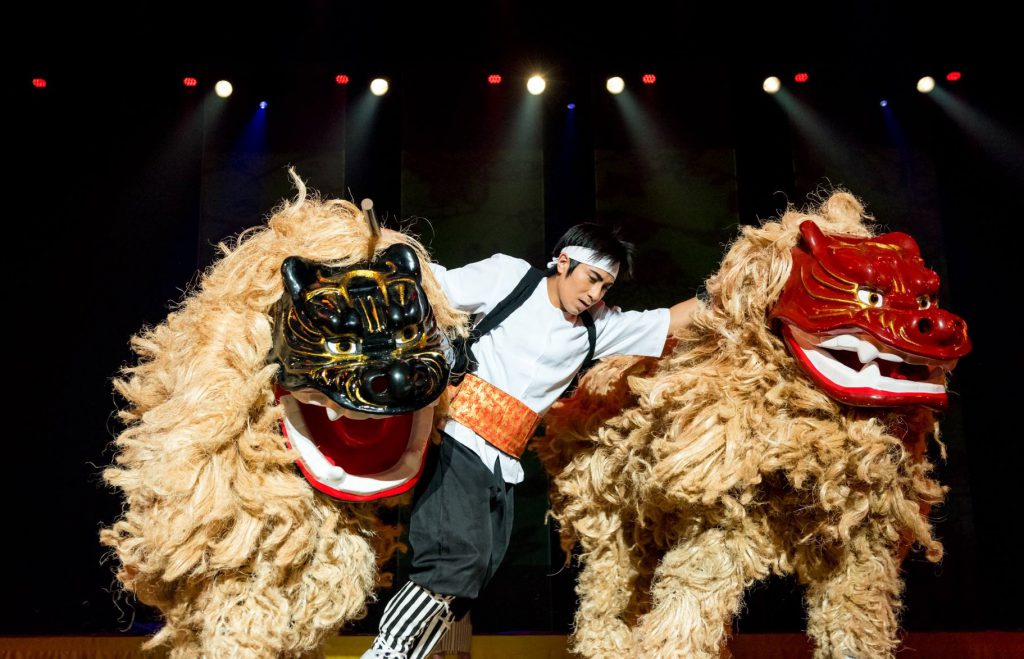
[1,632,1022,658]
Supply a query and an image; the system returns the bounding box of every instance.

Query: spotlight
[527,75,546,95]
[183,77,198,87]
[259,101,268,109]
[215,80,233,98]
[880,100,889,107]
[370,78,389,96]
[567,103,576,110]
[335,74,350,85]
[606,76,625,94]
[642,74,656,85]
[794,72,809,83]
[763,76,781,94]
[946,71,962,82]
[488,74,502,85]
[916,76,936,93]
[32,78,46,89]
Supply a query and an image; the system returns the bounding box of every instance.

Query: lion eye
[326,338,359,355]
[856,288,884,308]
[917,294,934,310]
[395,326,420,343]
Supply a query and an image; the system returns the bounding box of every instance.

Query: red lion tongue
[297,406,415,475]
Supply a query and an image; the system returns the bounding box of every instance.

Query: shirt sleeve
[428,253,529,315]
[591,304,671,360]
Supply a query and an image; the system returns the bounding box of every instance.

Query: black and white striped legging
[430,612,471,655]
[370,581,455,659]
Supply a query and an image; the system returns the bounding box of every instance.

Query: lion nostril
[369,375,389,394]
[917,318,933,334]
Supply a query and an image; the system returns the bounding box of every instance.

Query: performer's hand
[668,297,700,335]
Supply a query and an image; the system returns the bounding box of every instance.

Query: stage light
[183,77,197,87]
[795,72,809,83]
[763,76,781,94]
[947,71,962,81]
[32,78,46,89]
[568,103,576,110]
[527,75,546,95]
[880,100,889,107]
[335,74,350,85]
[917,76,936,93]
[488,74,502,85]
[259,101,268,109]
[642,74,656,85]
[215,80,233,98]
[606,76,625,94]
[370,78,389,96]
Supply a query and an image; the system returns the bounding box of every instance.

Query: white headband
[546,246,620,279]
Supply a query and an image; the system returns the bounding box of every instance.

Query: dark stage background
[5,1,1020,640]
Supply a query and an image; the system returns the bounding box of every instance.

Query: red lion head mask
[770,221,971,410]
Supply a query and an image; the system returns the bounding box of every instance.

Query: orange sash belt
[446,374,541,458]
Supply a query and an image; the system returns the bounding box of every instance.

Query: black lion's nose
[361,363,414,403]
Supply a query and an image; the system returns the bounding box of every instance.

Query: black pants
[408,433,515,601]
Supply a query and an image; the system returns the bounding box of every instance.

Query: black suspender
[470,267,547,341]
[566,308,597,397]
[449,266,596,392]
[579,309,596,370]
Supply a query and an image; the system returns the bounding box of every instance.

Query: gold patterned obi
[445,374,541,458]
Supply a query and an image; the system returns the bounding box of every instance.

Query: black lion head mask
[271,243,451,415]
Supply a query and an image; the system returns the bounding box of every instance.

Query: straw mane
[537,191,945,658]
[102,172,466,657]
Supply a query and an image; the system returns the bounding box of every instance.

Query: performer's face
[554,253,616,315]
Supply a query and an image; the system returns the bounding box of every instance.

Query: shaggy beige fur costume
[101,174,466,658]
[537,192,952,659]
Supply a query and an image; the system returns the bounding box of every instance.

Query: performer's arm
[591,295,701,360]
[428,254,515,314]
[667,297,700,336]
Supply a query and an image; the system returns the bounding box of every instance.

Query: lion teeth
[858,361,881,378]
[325,465,347,481]
[857,343,879,364]
[326,407,343,421]
[818,335,858,350]
[816,333,904,364]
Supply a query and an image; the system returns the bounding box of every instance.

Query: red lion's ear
[875,231,922,257]
[799,220,830,257]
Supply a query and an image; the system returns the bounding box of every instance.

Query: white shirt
[429,254,670,483]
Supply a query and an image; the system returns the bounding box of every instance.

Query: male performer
[362,224,698,659]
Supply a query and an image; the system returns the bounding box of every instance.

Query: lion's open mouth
[782,325,957,407]
[280,394,435,501]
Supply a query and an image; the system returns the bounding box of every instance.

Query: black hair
[545,223,635,281]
